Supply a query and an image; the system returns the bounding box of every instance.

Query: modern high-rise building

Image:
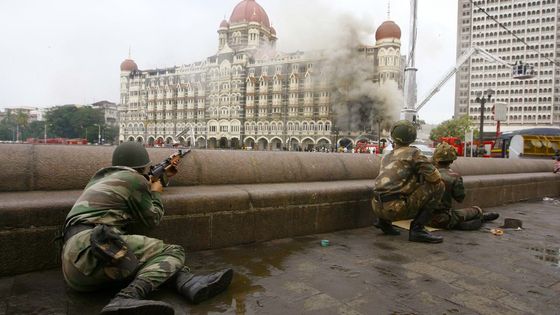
[455,0,559,131]
[119,0,404,150]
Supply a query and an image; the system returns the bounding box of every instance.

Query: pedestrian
[428,142,499,230]
[61,142,233,314]
[554,155,560,173]
[372,120,445,243]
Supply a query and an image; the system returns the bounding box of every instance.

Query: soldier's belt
[63,223,94,243]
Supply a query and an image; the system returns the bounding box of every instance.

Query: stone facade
[118,0,404,150]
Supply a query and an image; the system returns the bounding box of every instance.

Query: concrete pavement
[1,200,560,315]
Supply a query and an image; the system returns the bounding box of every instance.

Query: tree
[430,115,475,142]
[45,105,104,139]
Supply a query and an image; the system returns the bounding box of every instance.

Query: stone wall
[0,144,558,276]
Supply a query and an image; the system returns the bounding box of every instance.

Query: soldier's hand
[150,177,164,192]
[164,164,178,178]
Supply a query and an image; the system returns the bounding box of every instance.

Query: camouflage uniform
[61,166,185,293]
[372,146,444,221]
[429,167,482,229]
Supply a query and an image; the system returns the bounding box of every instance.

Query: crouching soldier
[61,142,233,314]
[372,120,445,243]
[429,142,499,230]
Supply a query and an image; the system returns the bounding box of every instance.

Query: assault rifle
[148,149,190,186]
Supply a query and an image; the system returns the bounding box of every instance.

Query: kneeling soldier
[429,142,499,230]
[61,142,233,314]
[372,120,445,243]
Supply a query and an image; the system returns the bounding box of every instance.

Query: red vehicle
[354,140,380,154]
[439,137,464,156]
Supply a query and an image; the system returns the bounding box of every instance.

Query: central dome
[230,0,270,28]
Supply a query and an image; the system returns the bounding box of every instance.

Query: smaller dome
[270,26,276,35]
[375,20,401,41]
[120,59,138,72]
[219,19,229,28]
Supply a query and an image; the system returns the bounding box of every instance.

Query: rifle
[148,149,190,186]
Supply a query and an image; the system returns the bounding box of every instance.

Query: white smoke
[319,14,403,133]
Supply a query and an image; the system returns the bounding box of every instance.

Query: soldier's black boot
[456,218,483,230]
[409,208,443,243]
[175,268,233,304]
[374,218,400,235]
[482,212,499,222]
[101,279,174,315]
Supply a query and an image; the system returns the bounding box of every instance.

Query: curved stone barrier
[0,144,558,276]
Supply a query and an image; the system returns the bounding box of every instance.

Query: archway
[302,138,315,151]
[339,138,353,151]
[270,137,283,151]
[136,136,144,143]
[165,137,173,145]
[257,138,268,151]
[148,136,155,147]
[196,137,206,149]
[289,138,300,151]
[231,138,240,149]
[207,137,217,149]
[219,137,228,149]
[316,138,331,152]
[155,137,164,147]
[127,136,135,142]
[244,137,255,150]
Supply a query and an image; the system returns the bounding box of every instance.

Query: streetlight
[332,126,339,152]
[475,88,494,156]
[43,123,52,144]
[94,124,101,144]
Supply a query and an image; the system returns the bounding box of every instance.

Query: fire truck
[354,140,380,154]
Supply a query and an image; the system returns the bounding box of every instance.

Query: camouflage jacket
[433,167,466,213]
[64,166,164,231]
[374,146,441,196]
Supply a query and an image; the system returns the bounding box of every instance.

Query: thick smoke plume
[318,14,403,134]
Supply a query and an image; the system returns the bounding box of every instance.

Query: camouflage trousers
[372,181,445,222]
[429,206,483,229]
[62,229,185,292]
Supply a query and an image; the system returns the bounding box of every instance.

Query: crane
[413,46,535,113]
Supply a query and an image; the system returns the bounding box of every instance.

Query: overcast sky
[0,0,457,124]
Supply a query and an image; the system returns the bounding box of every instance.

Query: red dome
[375,20,401,41]
[230,0,270,28]
[120,59,138,72]
[219,19,229,28]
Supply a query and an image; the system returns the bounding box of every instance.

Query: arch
[207,137,217,149]
[256,137,269,151]
[244,137,256,150]
[219,137,228,149]
[165,137,174,145]
[136,136,144,143]
[301,137,315,151]
[195,136,206,149]
[270,137,283,151]
[127,136,135,141]
[288,137,301,151]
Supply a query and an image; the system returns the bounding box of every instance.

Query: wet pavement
[2,200,560,315]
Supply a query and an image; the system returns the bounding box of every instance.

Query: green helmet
[112,141,151,168]
[390,120,417,145]
[433,142,458,163]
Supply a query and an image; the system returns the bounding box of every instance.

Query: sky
[0,0,457,124]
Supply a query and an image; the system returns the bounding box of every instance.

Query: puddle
[528,246,560,267]
[190,272,264,314]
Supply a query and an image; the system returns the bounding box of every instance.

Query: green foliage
[45,105,104,140]
[429,115,475,142]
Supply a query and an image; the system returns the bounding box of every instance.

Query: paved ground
[2,200,560,315]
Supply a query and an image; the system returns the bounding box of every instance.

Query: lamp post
[94,124,101,144]
[332,126,339,152]
[474,88,494,156]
